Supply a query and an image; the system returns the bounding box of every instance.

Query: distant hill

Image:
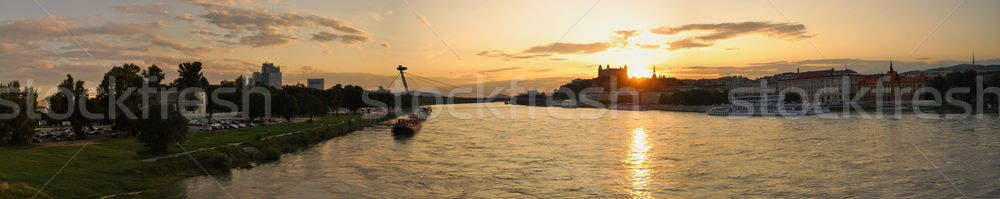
[390,91,444,97]
[490,94,511,99]
[924,64,1000,72]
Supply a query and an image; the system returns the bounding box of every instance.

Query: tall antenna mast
[397,65,410,93]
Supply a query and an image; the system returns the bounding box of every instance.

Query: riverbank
[0,115,387,199]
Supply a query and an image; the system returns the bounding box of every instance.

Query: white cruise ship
[706,95,829,116]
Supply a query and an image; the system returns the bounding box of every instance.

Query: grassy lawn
[151,115,357,156]
[0,115,361,198]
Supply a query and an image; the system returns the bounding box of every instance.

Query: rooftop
[786,69,859,80]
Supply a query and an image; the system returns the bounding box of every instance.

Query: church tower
[651,66,657,79]
[889,59,894,72]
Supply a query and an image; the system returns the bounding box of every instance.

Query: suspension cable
[380,74,400,88]
[408,75,461,91]
[403,72,464,89]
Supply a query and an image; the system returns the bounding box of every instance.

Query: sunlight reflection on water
[627,127,653,198]
[166,103,1000,198]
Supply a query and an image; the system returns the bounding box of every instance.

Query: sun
[628,67,653,78]
[590,44,673,78]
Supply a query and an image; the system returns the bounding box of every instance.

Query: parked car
[65,132,76,141]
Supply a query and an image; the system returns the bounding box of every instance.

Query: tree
[247,93,267,119]
[175,62,208,112]
[49,74,90,139]
[989,74,1000,105]
[659,89,729,106]
[340,85,366,110]
[142,64,165,87]
[176,62,205,90]
[929,75,948,95]
[326,84,344,109]
[992,74,1000,88]
[137,103,189,154]
[98,64,144,136]
[296,93,327,115]
[272,91,299,120]
[0,81,38,146]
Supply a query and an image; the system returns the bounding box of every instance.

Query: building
[775,68,861,105]
[251,62,282,88]
[307,78,325,90]
[855,62,928,104]
[597,64,628,80]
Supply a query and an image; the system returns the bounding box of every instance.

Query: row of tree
[659,89,729,106]
[1,62,411,151]
[927,71,1000,103]
[0,81,38,145]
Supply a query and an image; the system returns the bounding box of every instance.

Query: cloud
[306,15,364,35]
[653,21,811,50]
[175,13,195,22]
[479,42,606,61]
[310,31,371,45]
[151,34,212,56]
[0,6,230,93]
[114,3,167,17]
[651,21,810,40]
[667,38,711,50]
[612,30,637,47]
[481,21,810,61]
[77,22,149,35]
[666,58,1000,79]
[311,31,340,42]
[479,67,520,73]
[476,50,552,60]
[523,42,609,54]
[189,1,372,48]
[241,31,297,48]
[381,42,391,48]
[339,34,371,45]
[638,44,660,49]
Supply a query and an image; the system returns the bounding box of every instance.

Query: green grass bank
[0,115,387,198]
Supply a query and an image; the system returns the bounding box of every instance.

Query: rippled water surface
[167,103,1000,198]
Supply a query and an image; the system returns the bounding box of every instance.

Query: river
[162,103,1000,198]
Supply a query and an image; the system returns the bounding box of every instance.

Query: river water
[164,103,1000,198]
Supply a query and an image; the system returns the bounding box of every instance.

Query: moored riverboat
[391,117,422,136]
[707,95,828,116]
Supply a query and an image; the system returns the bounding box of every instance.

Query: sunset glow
[3,1,1000,198]
[0,0,997,94]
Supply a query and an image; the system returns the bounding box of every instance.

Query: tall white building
[251,62,282,88]
[307,78,324,90]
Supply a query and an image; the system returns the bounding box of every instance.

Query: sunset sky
[2,0,999,95]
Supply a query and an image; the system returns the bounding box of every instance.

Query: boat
[707,95,827,116]
[407,106,432,121]
[548,100,578,108]
[391,117,422,137]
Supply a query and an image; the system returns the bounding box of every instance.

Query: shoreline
[0,114,391,199]
[508,103,1000,115]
